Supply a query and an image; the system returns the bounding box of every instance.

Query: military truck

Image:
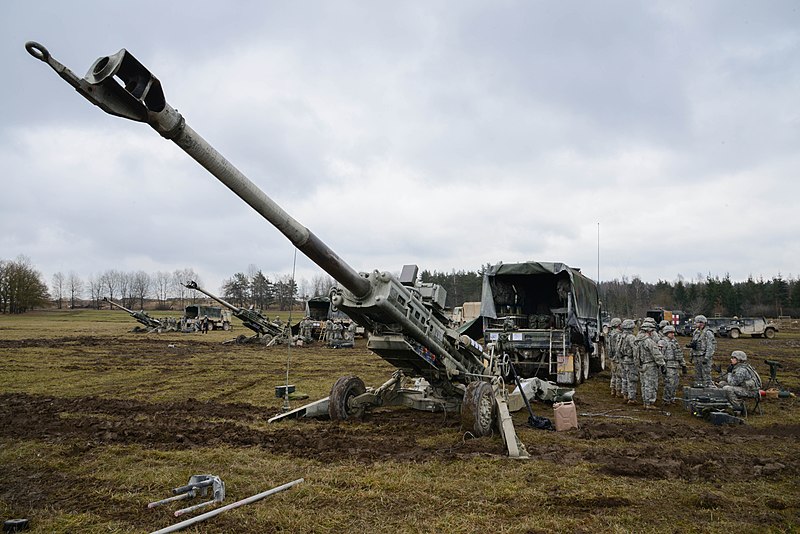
[718,317,778,339]
[183,304,231,331]
[480,262,604,385]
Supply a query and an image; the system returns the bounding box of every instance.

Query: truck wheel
[572,350,584,385]
[590,342,605,373]
[764,328,776,339]
[223,321,231,331]
[729,328,740,339]
[329,376,366,420]
[461,381,496,437]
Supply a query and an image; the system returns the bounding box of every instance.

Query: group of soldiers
[606,314,762,410]
[295,317,356,347]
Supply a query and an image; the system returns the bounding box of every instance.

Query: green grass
[0,310,798,533]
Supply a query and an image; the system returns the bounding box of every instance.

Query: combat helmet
[659,319,670,330]
[730,350,747,361]
[640,322,655,331]
[694,314,708,324]
[622,319,635,330]
[662,325,676,334]
[610,317,622,328]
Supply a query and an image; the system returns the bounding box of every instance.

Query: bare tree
[131,270,151,309]
[67,271,84,309]
[154,271,172,309]
[172,268,201,309]
[51,272,65,309]
[311,273,335,297]
[118,271,133,308]
[100,269,121,306]
[88,274,103,309]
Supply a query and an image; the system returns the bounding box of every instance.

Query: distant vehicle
[718,317,778,339]
[305,296,361,337]
[646,309,690,334]
[451,301,481,326]
[184,305,231,331]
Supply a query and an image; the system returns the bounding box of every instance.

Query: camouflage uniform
[606,318,623,396]
[638,323,665,408]
[658,325,686,404]
[619,320,638,403]
[718,350,762,408]
[689,315,716,386]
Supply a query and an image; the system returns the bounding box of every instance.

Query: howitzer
[27,42,527,457]
[184,280,286,344]
[103,297,162,331]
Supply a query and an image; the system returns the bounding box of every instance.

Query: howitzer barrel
[185,281,240,313]
[27,43,370,300]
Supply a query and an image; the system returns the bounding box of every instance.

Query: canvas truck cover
[480,262,600,329]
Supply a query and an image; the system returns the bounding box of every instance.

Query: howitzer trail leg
[495,390,529,459]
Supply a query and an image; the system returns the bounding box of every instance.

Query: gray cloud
[2,0,798,295]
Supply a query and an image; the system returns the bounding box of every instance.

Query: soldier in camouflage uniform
[607,318,623,397]
[658,325,687,404]
[638,322,666,409]
[658,319,670,338]
[688,314,716,386]
[619,319,638,404]
[717,350,762,409]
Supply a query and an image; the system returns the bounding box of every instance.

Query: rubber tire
[258,334,274,345]
[329,376,366,421]
[729,329,740,339]
[590,342,605,373]
[764,328,776,339]
[461,381,496,437]
[582,348,590,381]
[572,349,584,385]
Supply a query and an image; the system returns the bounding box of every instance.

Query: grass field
[1,310,798,533]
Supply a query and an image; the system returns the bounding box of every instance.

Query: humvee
[718,317,778,339]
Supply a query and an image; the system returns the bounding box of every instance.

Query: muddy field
[1,311,798,532]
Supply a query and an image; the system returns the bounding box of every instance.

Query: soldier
[658,319,670,337]
[274,315,283,327]
[688,314,716,386]
[619,319,638,404]
[606,318,623,397]
[659,325,687,405]
[300,316,312,341]
[717,350,762,409]
[637,322,666,409]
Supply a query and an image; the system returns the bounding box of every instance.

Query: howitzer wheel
[461,381,496,437]
[259,334,274,345]
[329,376,366,420]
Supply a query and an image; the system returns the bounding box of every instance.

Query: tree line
[600,274,800,319]
[220,268,336,311]
[5,255,800,319]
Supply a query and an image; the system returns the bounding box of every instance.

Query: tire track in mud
[2,392,798,479]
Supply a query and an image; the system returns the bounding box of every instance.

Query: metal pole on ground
[149,478,304,534]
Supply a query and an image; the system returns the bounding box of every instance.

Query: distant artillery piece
[103,297,170,333]
[184,281,289,345]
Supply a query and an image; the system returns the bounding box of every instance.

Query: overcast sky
[2,1,799,296]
